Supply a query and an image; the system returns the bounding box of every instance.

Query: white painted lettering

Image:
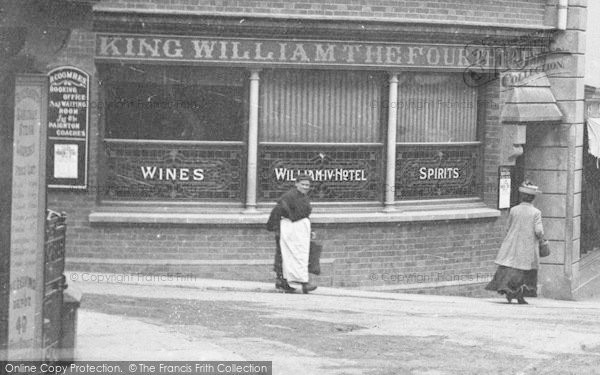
[342,44,362,63]
[442,47,455,65]
[179,168,189,181]
[99,37,122,56]
[193,168,204,181]
[137,38,161,57]
[125,38,136,56]
[365,45,383,64]
[231,42,250,60]
[426,47,440,65]
[407,47,424,64]
[192,40,217,58]
[289,44,310,62]
[315,44,336,62]
[278,43,288,61]
[254,42,274,60]
[385,46,403,64]
[140,166,157,179]
[163,39,183,58]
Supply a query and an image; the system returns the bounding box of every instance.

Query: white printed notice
[498,167,512,209]
[54,144,78,179]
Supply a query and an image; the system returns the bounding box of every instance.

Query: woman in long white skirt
[279,217,311,287]
[273,173,317,294]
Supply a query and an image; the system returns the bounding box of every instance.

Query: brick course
[95,0,547,26]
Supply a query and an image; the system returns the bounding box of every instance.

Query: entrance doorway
[582,122,600,256]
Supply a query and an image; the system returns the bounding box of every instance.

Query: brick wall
[65,218,505,289]
[481,81,503,207]
[95,0,548,26]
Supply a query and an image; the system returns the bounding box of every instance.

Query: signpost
[8,75,47,360]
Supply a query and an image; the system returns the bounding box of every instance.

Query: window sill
[88,200,500,225]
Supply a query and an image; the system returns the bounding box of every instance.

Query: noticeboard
[47,67,89,189]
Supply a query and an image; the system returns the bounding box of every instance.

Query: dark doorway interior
[511,155,525,208]
[582,124,600,256]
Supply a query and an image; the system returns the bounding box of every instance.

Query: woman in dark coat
[485,181,544,304]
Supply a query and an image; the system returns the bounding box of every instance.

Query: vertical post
[8,74,47,360]
[384,72,399,211]
[245,69,261,212]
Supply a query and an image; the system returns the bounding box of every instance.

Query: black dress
[485,266,538,297]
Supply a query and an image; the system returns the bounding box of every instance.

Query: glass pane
[397,73,477,143]
[260,69,384,143]
[101,65,245,141]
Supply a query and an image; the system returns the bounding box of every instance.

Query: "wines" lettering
[140,167,204,181]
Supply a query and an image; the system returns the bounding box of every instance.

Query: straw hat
[518,181,542,195]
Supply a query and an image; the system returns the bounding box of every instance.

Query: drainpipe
[557,0,568,30]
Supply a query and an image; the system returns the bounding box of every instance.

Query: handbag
[539,238,551,258]
[308,241,322,275]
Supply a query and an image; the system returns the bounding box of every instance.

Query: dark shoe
[302,283,317,294]
[276,278,295,293]
[516,286,528,304]
[500,290,513,303]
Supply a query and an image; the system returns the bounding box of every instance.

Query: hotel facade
[0,0,588,298]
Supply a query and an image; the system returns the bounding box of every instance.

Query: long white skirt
[279,217,311,284]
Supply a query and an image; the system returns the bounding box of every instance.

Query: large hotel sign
[95,33,545,70]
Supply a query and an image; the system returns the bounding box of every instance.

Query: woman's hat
[518,181,542,195]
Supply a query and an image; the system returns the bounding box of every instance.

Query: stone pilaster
[383,73,398,211]
[527,0,586,299]
[244,69,261,212]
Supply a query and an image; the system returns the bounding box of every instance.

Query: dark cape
[278,187,312,222]
[266,187,312,232]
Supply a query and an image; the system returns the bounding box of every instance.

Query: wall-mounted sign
[103,142,243,201]
[47,67,89,189]
[259,146,383,201]
[95,33,545,70]
[498,166,512,209]
[9,75,47,360]
[396,146,480,200]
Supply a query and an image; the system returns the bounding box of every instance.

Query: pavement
[65,271,600,374]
